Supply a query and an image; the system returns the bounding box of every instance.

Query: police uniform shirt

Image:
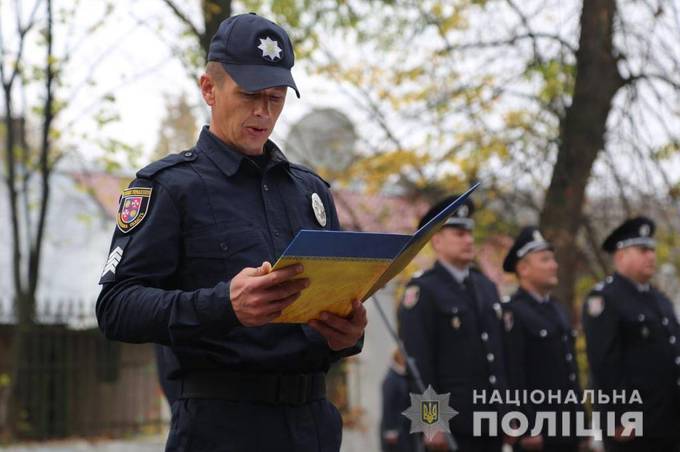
[398,261,507,437]
[96,126,361,378]
[582,272,680,439]
[503,288,582,444]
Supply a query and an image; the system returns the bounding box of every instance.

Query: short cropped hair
[205,61,226,86]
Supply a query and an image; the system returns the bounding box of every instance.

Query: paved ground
[0,433,597,451]
[0,435,166,451]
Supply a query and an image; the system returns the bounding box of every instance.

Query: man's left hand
[308,299,367,351]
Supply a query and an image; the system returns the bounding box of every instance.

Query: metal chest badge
[117,187,152,233]
[311,193,327,227]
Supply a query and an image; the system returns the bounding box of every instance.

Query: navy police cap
[503,226,553,273]
[601,216,656,253]
[208,13,300,98]
[418,195,475,231]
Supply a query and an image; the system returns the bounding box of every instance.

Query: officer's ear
[200,73,216,106]
[515,258,528,280]
[431,230,443,253]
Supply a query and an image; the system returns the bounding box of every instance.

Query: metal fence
[0,299,164,440]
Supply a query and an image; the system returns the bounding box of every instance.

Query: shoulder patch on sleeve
[99,236,131,284]
[289,163,331,188]
[586,295,604,317]
[117,187,152,233]
[136,149,196,179]
[402,285,420,309]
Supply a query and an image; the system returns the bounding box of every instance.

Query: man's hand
[308,299,367,351]
[518,434,544,450]
[613,425,635,442]
[424,431,448,450]
[230,262,309,326]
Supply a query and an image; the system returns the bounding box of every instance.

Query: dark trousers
[166,398,342,452]
[514,443,578,452]
[448,435,503,452]
[604,437,680,452]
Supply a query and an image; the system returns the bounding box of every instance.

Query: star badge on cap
[533,230,544,242]
[258,36,282,61]
[640,224,650,237]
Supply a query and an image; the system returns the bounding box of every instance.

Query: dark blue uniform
[503,289,583,451]
[583,273,680,451]
[380,366,416,452]
[97,127,361,451]
[398,263,507,451]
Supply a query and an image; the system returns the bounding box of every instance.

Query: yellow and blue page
[272,183,480,323]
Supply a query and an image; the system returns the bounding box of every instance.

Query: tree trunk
[200,0,232,57]
[539,0,623,322]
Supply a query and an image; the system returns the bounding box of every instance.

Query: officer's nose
[253,97,272,119]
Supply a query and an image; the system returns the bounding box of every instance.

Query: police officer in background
[380,349,417,452]
[398,196,507,451]
[96,13,366,452]
[502,226,584,452]
[583,216,680,452]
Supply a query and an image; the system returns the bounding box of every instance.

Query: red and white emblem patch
[402,285,420,309]
[117,187,152,233]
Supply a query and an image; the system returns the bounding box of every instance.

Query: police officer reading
[583,216,680,452]
[398,196,507,452]
[96,13,366,452]
[502,227,583,452]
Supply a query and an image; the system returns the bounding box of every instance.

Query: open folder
[271,184,480,323]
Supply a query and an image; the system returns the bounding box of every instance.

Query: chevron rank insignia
[99,237,130,284]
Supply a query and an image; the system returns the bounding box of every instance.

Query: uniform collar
[614,272,651,293]
[197,126,289,177]
[517,286,551,304]
[437,259,470,285]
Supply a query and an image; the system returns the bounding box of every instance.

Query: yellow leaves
[525,59,575,105]
[504,110,530,129]
[344,150,429,194]
[429,3,469,33]
[651,142,680,161]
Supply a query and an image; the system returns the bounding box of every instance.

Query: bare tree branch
[160,0,200,39]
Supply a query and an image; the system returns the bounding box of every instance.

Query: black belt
[180,371,326,406]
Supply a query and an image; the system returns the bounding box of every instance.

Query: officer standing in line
[582,216,680,452]
[380,349,417,452]
[96,13,366,452]
[502,226,584,452]
[398,196,507,452]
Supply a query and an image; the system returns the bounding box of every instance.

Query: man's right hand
[613,425,635,442]
[424,431,449,450]
[229,262,309,326]
[518,434,544,450]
